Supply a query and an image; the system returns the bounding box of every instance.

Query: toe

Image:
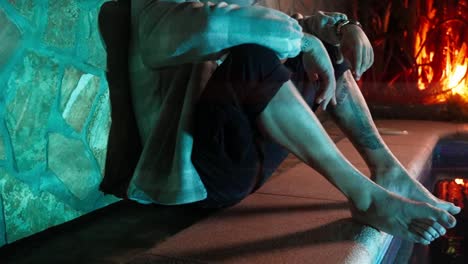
[448,204,461,215]
[409,231,431,245]
[444,213,457,228]
[437,198,461,215]
[421,239,431,245]
[412,220,439,240]
[431,207,457,228]
[410,222,435,242]
[417,219,446,237]
[432,222,446,236]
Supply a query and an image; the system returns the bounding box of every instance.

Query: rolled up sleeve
[138,1,239,68]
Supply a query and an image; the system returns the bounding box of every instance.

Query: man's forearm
[137,1,302,68]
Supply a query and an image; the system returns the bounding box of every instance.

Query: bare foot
[372,166,461,215]
[351,188,457,244]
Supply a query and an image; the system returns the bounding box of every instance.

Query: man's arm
[135,0,303,68]
[298,11,347,45]
[297,12,374,79]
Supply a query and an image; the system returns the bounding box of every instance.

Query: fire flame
[454,178,465,185]
[414,2,468,103]
[445,43,468,99]
[415,22,435,91]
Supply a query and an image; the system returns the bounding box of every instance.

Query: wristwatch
[335,19,362,38]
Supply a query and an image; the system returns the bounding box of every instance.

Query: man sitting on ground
[115,0,460,245]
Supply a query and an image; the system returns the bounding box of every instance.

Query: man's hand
[300,11,348,46]
[339,25,374,80]
[301,33,336,110]
[299,11,374,80]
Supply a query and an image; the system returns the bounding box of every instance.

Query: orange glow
[415,30,435,91]
[454,178,465,185]
[448,64,467,89]
[414,5,468,103]
[444,43,468,101]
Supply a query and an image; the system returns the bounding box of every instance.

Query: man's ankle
[348,180,385,212]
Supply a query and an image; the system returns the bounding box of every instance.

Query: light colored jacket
[127,0,341,204]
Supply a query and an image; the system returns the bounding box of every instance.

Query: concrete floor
[3,118,461,264]
[0,114,342,264]
[0,191,349,264]
[0,200,214,263]
[0,157,318,264]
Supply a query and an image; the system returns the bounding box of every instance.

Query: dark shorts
[191,44,350,208]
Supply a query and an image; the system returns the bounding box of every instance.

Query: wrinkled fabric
[127,0,345,205]
[191,44,292,208]
[128,0,302,204]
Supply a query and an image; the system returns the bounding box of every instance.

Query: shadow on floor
[0,200,216,264]
[143,217,361,263]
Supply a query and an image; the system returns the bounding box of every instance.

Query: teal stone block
[78,8,107,70]
[43,0,79,48]
[0,168,83,243]
[6,0,36,24]
[86,88,110,176]
[6,51,59,172]
[60,67,100,132]
[0,192,6,247]
[47,133,98,200]
[0,136,5,160]
[60,67,83,111]
[0,8,22,73]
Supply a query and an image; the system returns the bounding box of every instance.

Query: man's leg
[325,70,460,215]
[192,44,293,208]
[257,79,456,244]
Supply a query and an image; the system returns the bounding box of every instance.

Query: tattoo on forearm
[332,79,384,150]
[335,80,349,104]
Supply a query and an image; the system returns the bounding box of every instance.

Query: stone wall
[0,0,118,247]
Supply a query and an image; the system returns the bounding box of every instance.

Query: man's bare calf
[257,79,457,244]
[325,70,461,220]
